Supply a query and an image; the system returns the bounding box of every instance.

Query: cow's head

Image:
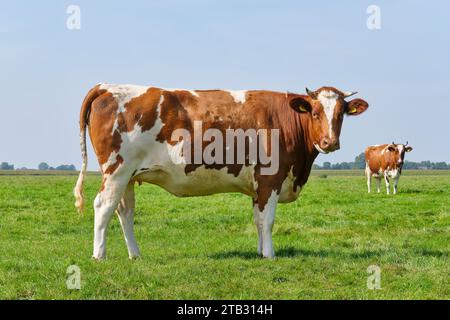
[386,142,413,167]
[289,87,368,153]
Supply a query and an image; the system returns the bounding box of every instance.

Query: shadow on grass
[209,246,384,260]
[400,189,422,194]
[414,249,448,258]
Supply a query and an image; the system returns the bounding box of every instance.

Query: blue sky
[1,1,449,170]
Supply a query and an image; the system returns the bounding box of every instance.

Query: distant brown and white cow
[365,142,413,194]
[74,84,368,259]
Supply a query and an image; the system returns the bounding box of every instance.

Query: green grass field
[0,170,448,299]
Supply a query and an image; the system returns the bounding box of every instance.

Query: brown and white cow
[74,84,368,259]
[365,142,413,194]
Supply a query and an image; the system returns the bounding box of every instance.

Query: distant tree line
[38,162,76,171]
[0,162,14,170]
[312,153,450,170]
[0,162,76,171]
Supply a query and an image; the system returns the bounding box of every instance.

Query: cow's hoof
[262,250,275,259]
[92,255,106,261]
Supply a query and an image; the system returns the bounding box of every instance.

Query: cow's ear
[405,146,413,152]
[387,145,396,152]
[289,95,312,113]
[346,98,369,116]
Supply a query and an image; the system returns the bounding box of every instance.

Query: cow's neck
[292,112,319,190]
[258,93,318,189]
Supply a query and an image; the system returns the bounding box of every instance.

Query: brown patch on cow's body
[88,91,122,167]
[118,87,162,133]
[155,90,254,177]
[156,90,194,144]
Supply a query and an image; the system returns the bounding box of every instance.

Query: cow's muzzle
[319,137,340,153]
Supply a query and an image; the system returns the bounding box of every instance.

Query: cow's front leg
[117,182,140,259]
[253,190,279,259]
[384,174,390,195]
[253,200,263,256]
[393,176,400,194]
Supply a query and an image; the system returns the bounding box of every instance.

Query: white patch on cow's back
[226,90,247,104]
[317,90,338,139]
[100,83,150,134]
[99,83,150,113]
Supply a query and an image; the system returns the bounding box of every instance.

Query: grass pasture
[0,170,449,299]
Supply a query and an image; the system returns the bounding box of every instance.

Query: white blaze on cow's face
[397,144,404,165]
[396,143,413,166]
[317,90,339,139]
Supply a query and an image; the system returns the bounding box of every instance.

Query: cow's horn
[343,91,358,98]
[306,88,316,99]
[405,141,409,146]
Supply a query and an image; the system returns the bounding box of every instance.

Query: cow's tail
[74,85,102,213]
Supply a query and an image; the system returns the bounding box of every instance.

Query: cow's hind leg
[117,182,140,259]
[93,175,130,260]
